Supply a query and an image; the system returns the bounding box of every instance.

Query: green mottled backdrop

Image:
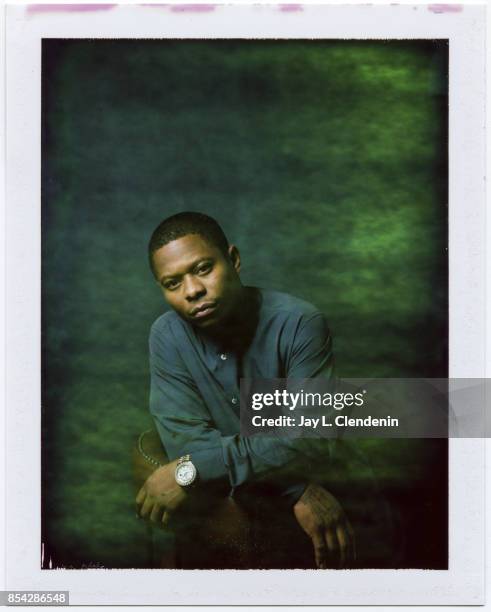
[42,40,448,568]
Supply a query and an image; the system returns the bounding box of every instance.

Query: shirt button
[220,353,227,361]
[231,397,238,405]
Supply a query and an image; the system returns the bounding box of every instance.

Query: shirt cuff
[280,482,308,506]
[189,446,229,483]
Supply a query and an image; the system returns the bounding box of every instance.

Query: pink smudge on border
[27,4,116,13]
[279,4,303,11]
[170,4,215,12]
[428,4,463,13]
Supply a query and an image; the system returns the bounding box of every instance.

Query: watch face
[175,461,196,486]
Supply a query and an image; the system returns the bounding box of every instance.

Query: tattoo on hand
[302,485,342,523]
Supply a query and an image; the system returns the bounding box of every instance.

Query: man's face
[152,234,243,329]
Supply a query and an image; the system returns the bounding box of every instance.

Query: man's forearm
[154,416,333,492]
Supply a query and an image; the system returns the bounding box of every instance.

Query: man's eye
[197,263,212,275]
[164,279,181,290]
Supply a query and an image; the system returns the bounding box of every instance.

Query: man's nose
[183,275,206,301]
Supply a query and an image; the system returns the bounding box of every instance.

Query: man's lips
[190,302,218,319]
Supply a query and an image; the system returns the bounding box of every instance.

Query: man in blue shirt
[136,211,355,569]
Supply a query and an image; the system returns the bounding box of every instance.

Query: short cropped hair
[148,211,230,276]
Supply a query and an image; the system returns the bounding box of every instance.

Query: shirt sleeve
[279,311,336,504]
[149,311,335,495]
[286,311,335,380]
[149,322,307,489]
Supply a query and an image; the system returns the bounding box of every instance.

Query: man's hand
[293,483,355,569]
[136,459,187,525]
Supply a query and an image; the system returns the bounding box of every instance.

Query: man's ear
[228,245,241,273]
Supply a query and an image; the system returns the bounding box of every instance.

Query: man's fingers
[135,486,146,506]
[162,511,171,527]
[139,496,154,518]
[150,503,163,523]
[311,531,328,569]
[336,525,349,569]
[324,528,338,566]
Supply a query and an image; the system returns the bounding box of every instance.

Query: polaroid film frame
[3,3,486,605]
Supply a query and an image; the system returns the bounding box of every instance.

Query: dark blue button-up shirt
[149,287,334,495]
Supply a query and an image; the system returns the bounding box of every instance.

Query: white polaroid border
[3,3,486,606]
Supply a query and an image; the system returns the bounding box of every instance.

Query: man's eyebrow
[159,257,213,284]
